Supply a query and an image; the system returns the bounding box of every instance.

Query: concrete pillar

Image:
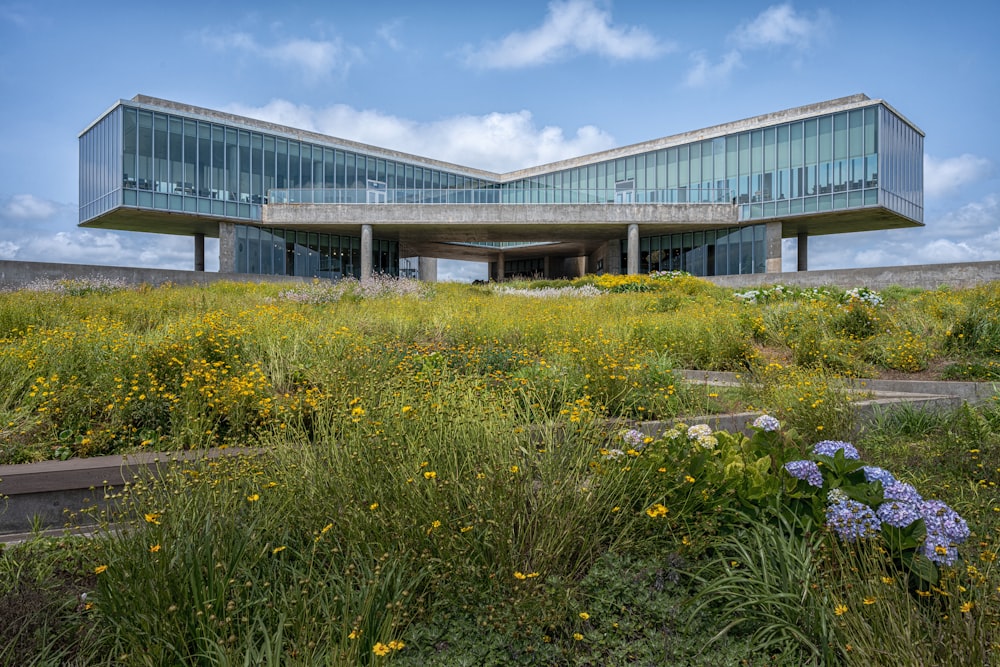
[494,251,505,281]
[627,223,640,275]
[543,256,551,279]
[194,233,205,272]
[417,257,437,282]
[765,222,782,274]
[360,224,373,280]
[218,222,236,273]
[797,231,808,271]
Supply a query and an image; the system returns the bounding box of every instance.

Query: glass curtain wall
[624,224,766,276]
[501,104,914,224]
[95,103,495,227]
[79,107,122,223]
[234,224,398,278]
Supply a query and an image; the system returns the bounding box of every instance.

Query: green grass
[0,276,998,665]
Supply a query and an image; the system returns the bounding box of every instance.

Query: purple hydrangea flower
[784,460,823,488]
[919,500,969,544]
[863,466,897,487]
[752,415,781,432]
[876,500,922,528]
[883,481,923,505]
[922,535,960,566]
[812,440,860,460]
[826,499,881,542]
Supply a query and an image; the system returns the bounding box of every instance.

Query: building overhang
[79,206,223,237]
[777,206,923,237]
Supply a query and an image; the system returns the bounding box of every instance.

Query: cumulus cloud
[226,100,617,173]
[729,3,829,51]
[924,153,993,199]
[684,50,742,87]
[376,20,404,51]
[3,193,59,220]
[788,194,1000,271]
[465,0,670,69]
[200,30,359,79]
[686,4,827,87]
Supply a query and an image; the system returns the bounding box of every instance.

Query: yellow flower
[573,633,584,641]
[272,546,286,555]
[94,565,108,575]
[423,471,437,479]
[684,475,696,483]
[645,503,668,518]
[247,494,260,502]
[509,465,519,473]
[834,604,848,616]
[526,571,539,578]
[372,642,390,656]
[863,596,876,605]
[387,640,405,650]
[514,571,527,580]
[348,629,361,640]
[916,589,931,597]
[881,576,893,585]
[579,612,590,620]
[369,502,379,511]
[321,523,333,534]
[143,513,161,525]
[149,544,161,553]
[960,601,974,613]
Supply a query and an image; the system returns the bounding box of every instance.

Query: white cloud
[226,100,617,173]
[437,260,488,283]
[465,0,670,69]
[200,30,359,79]
[3,193,59,220]
[684,50,742,87]
[687,4,827,88]
[924,153,993,199]
[788,194,1000,271]
[376,20,404,51]
[729,3,829,51]
[0,241,19,259]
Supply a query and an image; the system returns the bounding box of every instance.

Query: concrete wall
[0,259,305,290]
[707,260,1000,291]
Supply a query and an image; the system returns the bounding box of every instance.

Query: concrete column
[494,251,505,281]
[218,222,236,273]
[797,231,808,271]
[543,256,551,279]
[626,223,640,275]
[360,224,373,280]
[417,257,437,282]
[765,222,782,274]
[194,233,205,272]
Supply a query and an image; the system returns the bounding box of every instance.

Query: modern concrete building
[79,94,923,280]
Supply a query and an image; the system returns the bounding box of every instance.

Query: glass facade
[622,224,766,276]
[108,104,495,224]
[79,107,122,223]
[500,104,922,226]
[80,96,923,281]
[234,224,398,278]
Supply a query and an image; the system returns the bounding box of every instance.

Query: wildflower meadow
[0,274,998,665]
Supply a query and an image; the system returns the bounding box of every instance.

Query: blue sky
[1,0,998,281]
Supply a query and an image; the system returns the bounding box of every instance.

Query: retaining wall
[707,260,1000,291]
